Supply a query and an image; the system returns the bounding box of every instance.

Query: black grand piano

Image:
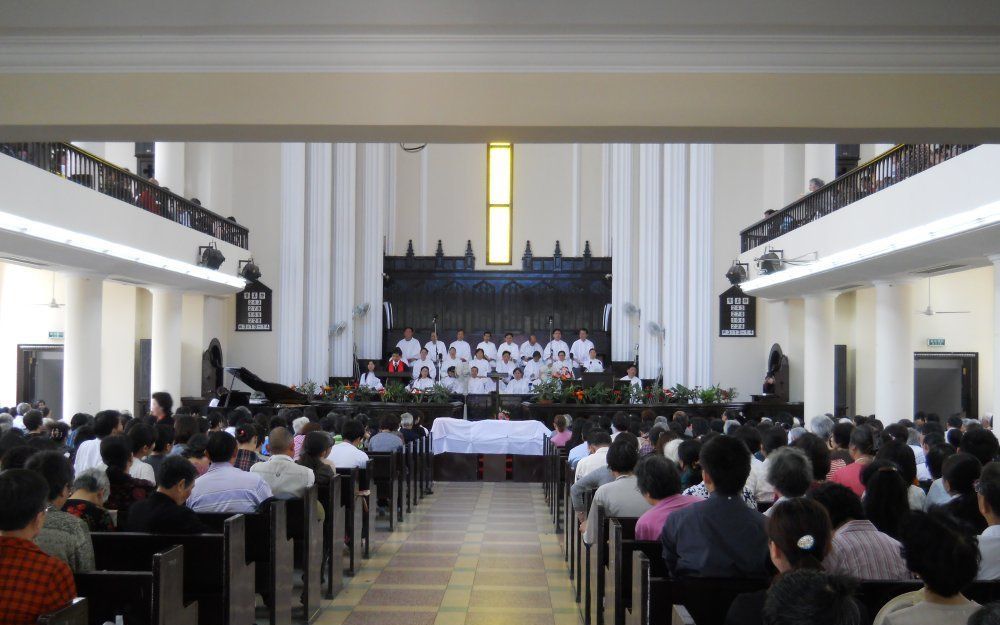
[224,367,310,406]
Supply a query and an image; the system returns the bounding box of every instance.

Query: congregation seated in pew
[62,468,115,532]
[25,451,95,573]
[187,431,273,513]
[250,427,315,498]
[124,455,208,534]
[582,433,650,544]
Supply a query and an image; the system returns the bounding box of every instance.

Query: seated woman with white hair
[62,467,115,531]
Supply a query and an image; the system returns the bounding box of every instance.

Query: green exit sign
[48,331,64,340]
[927,338,946,347]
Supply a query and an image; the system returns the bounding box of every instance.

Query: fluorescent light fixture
[0,210,247,289]
[741,200,1000,292]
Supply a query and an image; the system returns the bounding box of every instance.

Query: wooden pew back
[335,467,364,574]
[317,475,345,598]
[285,485,323,623]
[37,598,88,625]
[369,450,401,531]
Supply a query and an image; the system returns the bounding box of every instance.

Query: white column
[104,142,136,172]
[601,145,612,256]
[383,145,397,255]
[150,288,182,403]
[330,144,357,376]
[803,292,836,417]
[608,144,634,362]
[570,144,582,256]
[304,143,333,384]
[991,255,1000,418]
[277,143,306,385]
[687,144,714,387]
[803,144,836,190]
[154,142,186,192]
[71,142,105,159]
[637,144,663,379]
[662,144,688,387]
[873,280,914,423]
[63,275,103,419]
[358,144,388,360]
[419,146,429,255]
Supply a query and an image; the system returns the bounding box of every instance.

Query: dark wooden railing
[0,141,249,249]
[739,144,978,252]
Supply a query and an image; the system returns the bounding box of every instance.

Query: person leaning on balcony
[136,177,161,215]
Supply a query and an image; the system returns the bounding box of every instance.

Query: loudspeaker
[833,344,848,417]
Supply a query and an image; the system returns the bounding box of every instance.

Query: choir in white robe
[476,341,498,364]
[581,358,604,373]
[493,358,518,382]
[449,340,472,361]
[441,356,464,378]
[359,372,384,390]
[620,375,642,387]
[409,377,435,391]
[552,357,574,377]
[467,376,494,394]
[570,338,595,365]
[523,359,544,382]
[441,375,461,393]
[503,378,531,394]
[520,339,544,362]
[410,358,437,380]
[396,337,422,364]
[425,340,448,362]
[543,339,570,363]
[497,341,519,360]
[470,357,493,375]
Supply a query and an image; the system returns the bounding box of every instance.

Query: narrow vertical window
[487,143,513,265]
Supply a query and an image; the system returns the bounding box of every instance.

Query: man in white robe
[543,329,570,364]
[425,331,448,364]
[410,348,438,380]
[440,367,462,393]
[467,366,494,394]
[449,329,472,362]
[581,348,604,373]
[620,365,642,387]
[494,352,518,386]
[497,333,519,360]
[395,327,422,367]
[570,328,595,367]
[552,351,573,378]
[523,351,544,383]
[520,334,543,363]
[502,368,531,394]
[470,348,493,376]
[476,332,498,367]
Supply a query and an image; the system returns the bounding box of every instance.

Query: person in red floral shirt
[0,469,77,625]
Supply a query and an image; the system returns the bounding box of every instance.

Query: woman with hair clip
[233,424,262,471]
[725,498,863,625]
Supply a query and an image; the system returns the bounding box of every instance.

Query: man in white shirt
[467,366,494,394]
[520,334,543,363]
[251,428,315,497]
[328,420,370,469]
[494,351,518,383]
[411,347,438,380]
[543,329,570,364]
[441,367,461,393]
[395,327,422,367]
[582,348,604,373]
[498,333,519,360]
[424,331,448,364]
[449,329,472,362]
[523,351,544,383]
[574,430,613,483]
[552,352,573,377]
[75,410,123,474]
[470,348,492,376]
[476,332,498,367]
[620,365,642,387]
[570,328,595,367]
[976,461,1000,579]
[502,367,531,395]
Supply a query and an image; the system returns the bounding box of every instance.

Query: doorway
[17,344,64,419]
[914,352,978,419]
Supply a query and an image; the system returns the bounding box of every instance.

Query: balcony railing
[0,142,249,249]
[739,144,978,252]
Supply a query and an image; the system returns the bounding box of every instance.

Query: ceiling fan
[916,279,969,316]
[36,276,64,309]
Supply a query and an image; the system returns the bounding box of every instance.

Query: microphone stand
[432,314,441,382]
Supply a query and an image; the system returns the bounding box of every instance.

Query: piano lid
[225,367,310,404]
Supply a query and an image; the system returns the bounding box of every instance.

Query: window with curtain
[486,142,513,265]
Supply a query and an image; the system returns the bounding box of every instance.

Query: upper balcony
[740,144,977,253]
[0,142,248,249]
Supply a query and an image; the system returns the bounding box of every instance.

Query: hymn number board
[235,281,272,332]
[719,285,756,337]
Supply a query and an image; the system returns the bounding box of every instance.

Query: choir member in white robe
[552,352,574,378]
[396,327,422,366]
[493,352,518,385]
[476,332,498,366]
[470,349,493,376]
[497,333,519,360]
[620,365,642,387]
[581,348,604,373]
[570,328,595,366]
[523,351,544,383]
[410,348,438,380]
[520,334,543,362]
[425,331,448,364]
[441,348,464,379]
[409,366,435,391]
[543,329,570,364]
[359,361,384,390]
[440,367,461,393]
[502,368,531,394]
[467,366,494,394]
[449,329,472,362]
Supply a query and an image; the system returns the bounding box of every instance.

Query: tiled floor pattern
[316,482,581,625]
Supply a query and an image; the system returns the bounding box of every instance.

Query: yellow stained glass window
[487,143,512,265]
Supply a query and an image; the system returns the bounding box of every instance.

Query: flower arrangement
[412,384,453,404]
[292,380,320,397]
[532,378,562,402]
[381,381,414,403]
[583,383,614,404]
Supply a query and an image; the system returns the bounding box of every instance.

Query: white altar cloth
[431,418,552,456]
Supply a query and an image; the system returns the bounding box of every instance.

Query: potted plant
[382,381,414,404]
[533,378,561,404]
[583,383,613,404]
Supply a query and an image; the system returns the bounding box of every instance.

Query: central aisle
[318,482,581,625]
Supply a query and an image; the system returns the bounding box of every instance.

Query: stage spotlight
[238,258,261,282]
[198,242,226,270]
[725,261,749,285]
[757,250,784,275]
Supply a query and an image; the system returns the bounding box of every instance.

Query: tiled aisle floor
[316,482,582,625]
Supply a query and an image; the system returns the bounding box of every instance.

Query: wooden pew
[577,488,596,623]
[424,432,434,495]
[369,450,401,531]
[91,515,255,625]
[317,476,345,599]
[76,545,198,625]
[37,598,88,625]
[590,508,636,625]
[198,500,294,625]
[335,467,364,574]
[403,441,415,513]
[628,552,670,625]
[608,517,653,625]
[415,437,426,502]
[565,463,576,571]
[669,577,769,625]
[286,485,324,623]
